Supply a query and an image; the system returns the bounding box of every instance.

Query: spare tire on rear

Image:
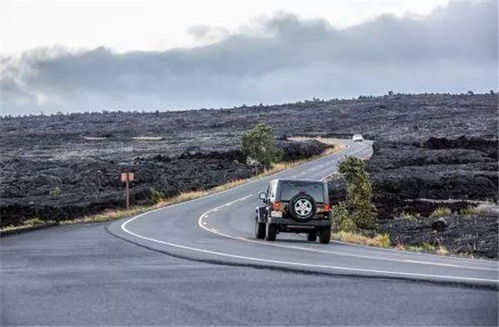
[288,193,316,222]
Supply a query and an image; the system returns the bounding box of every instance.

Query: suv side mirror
[258,192,267,202]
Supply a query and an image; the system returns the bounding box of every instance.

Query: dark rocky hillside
[367,137,498,218]
[0,140,326,227]
[1,93,497,230]
[380,212,498,259]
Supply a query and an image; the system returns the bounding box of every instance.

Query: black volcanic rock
[380,213,498,259]
[366,138,498,218]
[1,93,497,228]
[0,140,326,227]
[327,177,347,205]
[277,140,328,162]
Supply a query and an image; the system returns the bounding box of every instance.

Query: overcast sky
[1,0,497,115]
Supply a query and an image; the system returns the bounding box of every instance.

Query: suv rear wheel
[288,193,316,222]
[255,219,266,239]
[319,228,331,244]
[265,223,277,241]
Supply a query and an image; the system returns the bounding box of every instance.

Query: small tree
[332,202,357,232]
[338,156,378,229]
[241,123,282,171]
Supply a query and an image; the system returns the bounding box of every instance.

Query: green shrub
[422,242,436,252]
[149,188,164,203]
[430,206,451,218]
[332,202,357,232]
[338,156,378,229]
[50,186,62,197]
[339,218,357,233]
[408,245,423,252]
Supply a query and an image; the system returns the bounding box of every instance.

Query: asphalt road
[2,140,498,325]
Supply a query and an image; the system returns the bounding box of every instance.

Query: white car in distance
[352,134,364,142]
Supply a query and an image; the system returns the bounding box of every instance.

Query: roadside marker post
[121,172,135,209]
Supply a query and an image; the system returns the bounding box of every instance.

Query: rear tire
[255,219,266,239]
[265,223,277,241]
[319,228,331,244]
[307,232,317,242]
[288,193,316,222]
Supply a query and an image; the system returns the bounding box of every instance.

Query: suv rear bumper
[268,217,331,232]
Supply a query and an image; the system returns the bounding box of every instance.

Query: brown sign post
[121,172,135,209]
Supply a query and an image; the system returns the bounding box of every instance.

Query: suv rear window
[279,181,324,203]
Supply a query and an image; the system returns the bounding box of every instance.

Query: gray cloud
[2,1,497,115]
[188,25,230,43]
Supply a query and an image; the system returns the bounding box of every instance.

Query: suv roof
[269,179,329,204]
[271,178,323,184]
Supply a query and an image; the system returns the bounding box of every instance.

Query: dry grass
[334,231,450,256]
[421,242,436,252]
[407,245,423,253]
[17,139,345,228]
[394,242,449,256]
[429,206,452,218]
[288,137,346,155]
[24,217,45,226]
[394,242,406,251]
[1,217,50,233]
[401,212,419,222]
[59,180,251,226]
[332,231,391,248]
[288,136,342,146]
[459,205,491,216]
[435,245,449,255]
[59,206,151,225]
[262,142,344,176]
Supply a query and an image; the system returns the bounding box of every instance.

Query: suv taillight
[272,201,282,211]
[317,204,331,213]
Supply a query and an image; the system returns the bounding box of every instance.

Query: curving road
[109,140,498,285]
[2,140,498,325]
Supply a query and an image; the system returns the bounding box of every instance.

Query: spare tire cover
[289,193,316,222]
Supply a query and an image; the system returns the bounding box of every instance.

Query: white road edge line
[118,141,498,284]
[121,211,497,283]
[197,198,498,273]
[120,195,498,284]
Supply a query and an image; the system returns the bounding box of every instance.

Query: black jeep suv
[255,179,331,243]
